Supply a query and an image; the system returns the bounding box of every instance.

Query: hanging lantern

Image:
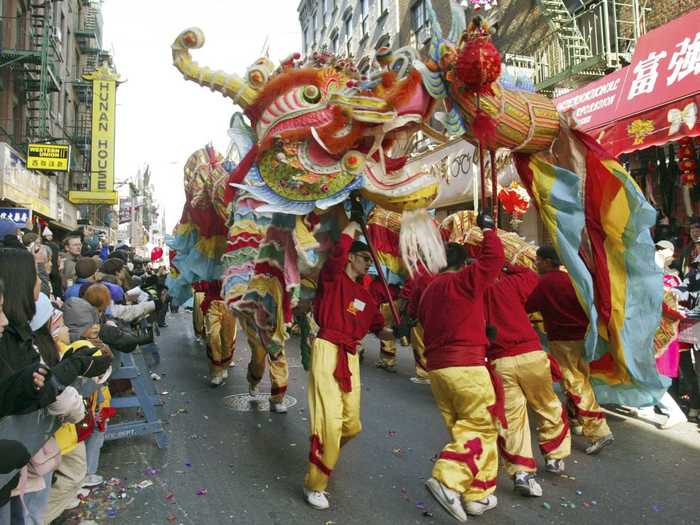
[498,181,531,229]
[151,246,164,262]
[678,137,698,187]
[454,18,502,97]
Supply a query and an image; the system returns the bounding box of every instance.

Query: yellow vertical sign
[90,74,116,193]
[69,63,120,205]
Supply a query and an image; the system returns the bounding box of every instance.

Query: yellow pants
[377,303,397,366]
[492,350,571,476]
[305,338,362,491]
[429,366,499,502]
[244,320,289,403]
[192,291,205,336]
[410,323,430,380]
[205,300,237,374]
[549,340,611,441]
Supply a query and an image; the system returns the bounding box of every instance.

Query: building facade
[0,0,115,239]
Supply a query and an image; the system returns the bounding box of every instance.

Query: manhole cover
[222,393,298,412]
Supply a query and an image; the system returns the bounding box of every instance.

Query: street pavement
[65,310,700,525]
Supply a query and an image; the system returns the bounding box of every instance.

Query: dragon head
[172,28,441,214]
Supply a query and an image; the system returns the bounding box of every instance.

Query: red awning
[554,7,700,156]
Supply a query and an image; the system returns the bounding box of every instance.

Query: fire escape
[506,0,646,93]
[0,1,62,151]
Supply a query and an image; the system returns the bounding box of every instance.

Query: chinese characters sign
[27,144,70,172]
[0,208,32,227]
[69,63,120,205]
[616,7,700,118]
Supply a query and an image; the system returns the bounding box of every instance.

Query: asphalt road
[64,310,700,525]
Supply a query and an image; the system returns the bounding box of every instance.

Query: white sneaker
[409,376,431,385]
[249,383,259,397]
[303,487,329,510]
[81,474,104,488]
[270,401,288,414]
[150,372,161,381]
[425,477,467,522]
[514,472,542,497]
[464,494,498,516]
[545,458,565,474]
[228,361,236,368]
[661,412,687,429]
[65,497,81,510]
[210,373,225,387]
[585,433,614,455]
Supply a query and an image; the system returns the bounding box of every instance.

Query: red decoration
[678,137,698,187]
[498,182,531,228]
[472,109,498,148]
[454,20,502,96]
[151,246,164,262]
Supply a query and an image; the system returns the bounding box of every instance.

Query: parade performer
[484,263,571,497]
[304,221,393,510]
[402,266,433,384]
[244,319,289,413]
[419,214,505,522]
[195,280,237,387]
[369,277,401,373]
[526,246,614,454]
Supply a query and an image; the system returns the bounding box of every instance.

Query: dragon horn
[171,28,258,109]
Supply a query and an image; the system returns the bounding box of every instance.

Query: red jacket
[314,234,384,344]
[368,278,399,305]
[418,230,505,370]
[525,270,588,341]
[402,269,436,320]
[484,264,541,360]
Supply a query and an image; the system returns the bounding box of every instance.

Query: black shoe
[158,322,168,328]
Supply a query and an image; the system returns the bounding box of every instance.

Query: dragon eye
[302,85,321,103]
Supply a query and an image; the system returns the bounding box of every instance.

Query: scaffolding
[505,0,647,93]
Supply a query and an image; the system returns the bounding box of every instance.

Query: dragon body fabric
[169,0,665,406]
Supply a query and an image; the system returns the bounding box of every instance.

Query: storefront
[0,142,80,239]
[555,7,700,242]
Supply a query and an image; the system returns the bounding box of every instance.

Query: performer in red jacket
[303,221,392,510]
[401,266,434,383]
[484,263,571,497]
[368,277,401,373]
[525,246,613,455]
[419,214,505,522]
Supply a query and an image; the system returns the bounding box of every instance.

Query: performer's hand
[343,221,362,239]
[477,212,495,231]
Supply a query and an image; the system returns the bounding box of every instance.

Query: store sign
[119,198,131,224]
[554,67,629,132]
[0,143,56,219]
[0,207,31,226]
[615,7,700,121]
[69,63,120,205]
[27,143,70,172]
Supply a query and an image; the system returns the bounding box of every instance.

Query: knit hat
[76,257,99,279]
[30,293,53,332]
[0,219,18,239]
[22,232,38,246]
[100,258,124,275]
[62,297,100,342]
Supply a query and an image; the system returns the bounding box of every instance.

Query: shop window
[360,0,369,39]
[411,0,431,47]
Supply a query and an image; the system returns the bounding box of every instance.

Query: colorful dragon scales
[167,0,665,406]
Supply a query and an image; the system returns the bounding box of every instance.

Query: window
[311,11,317,47]
[360,0,369,38]
[331,32,338,54]
[378,0,387,16]
[343,11,352,56]
[303,25,310,53]
[411,0,431,46]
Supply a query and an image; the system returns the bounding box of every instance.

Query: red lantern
[454,20,502,96]
[498,182,531,228]
[151,246,164,262]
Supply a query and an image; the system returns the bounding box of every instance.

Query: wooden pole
[490,149,499,222]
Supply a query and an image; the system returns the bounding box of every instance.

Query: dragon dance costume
[304,234,384,493]
[484,265,570,477]
[526,270,612,443]
[418,230,505,502]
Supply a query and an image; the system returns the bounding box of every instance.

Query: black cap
[350,241,370,254]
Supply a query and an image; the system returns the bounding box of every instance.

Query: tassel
[399,209,447,276]
[472,109,498,149]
